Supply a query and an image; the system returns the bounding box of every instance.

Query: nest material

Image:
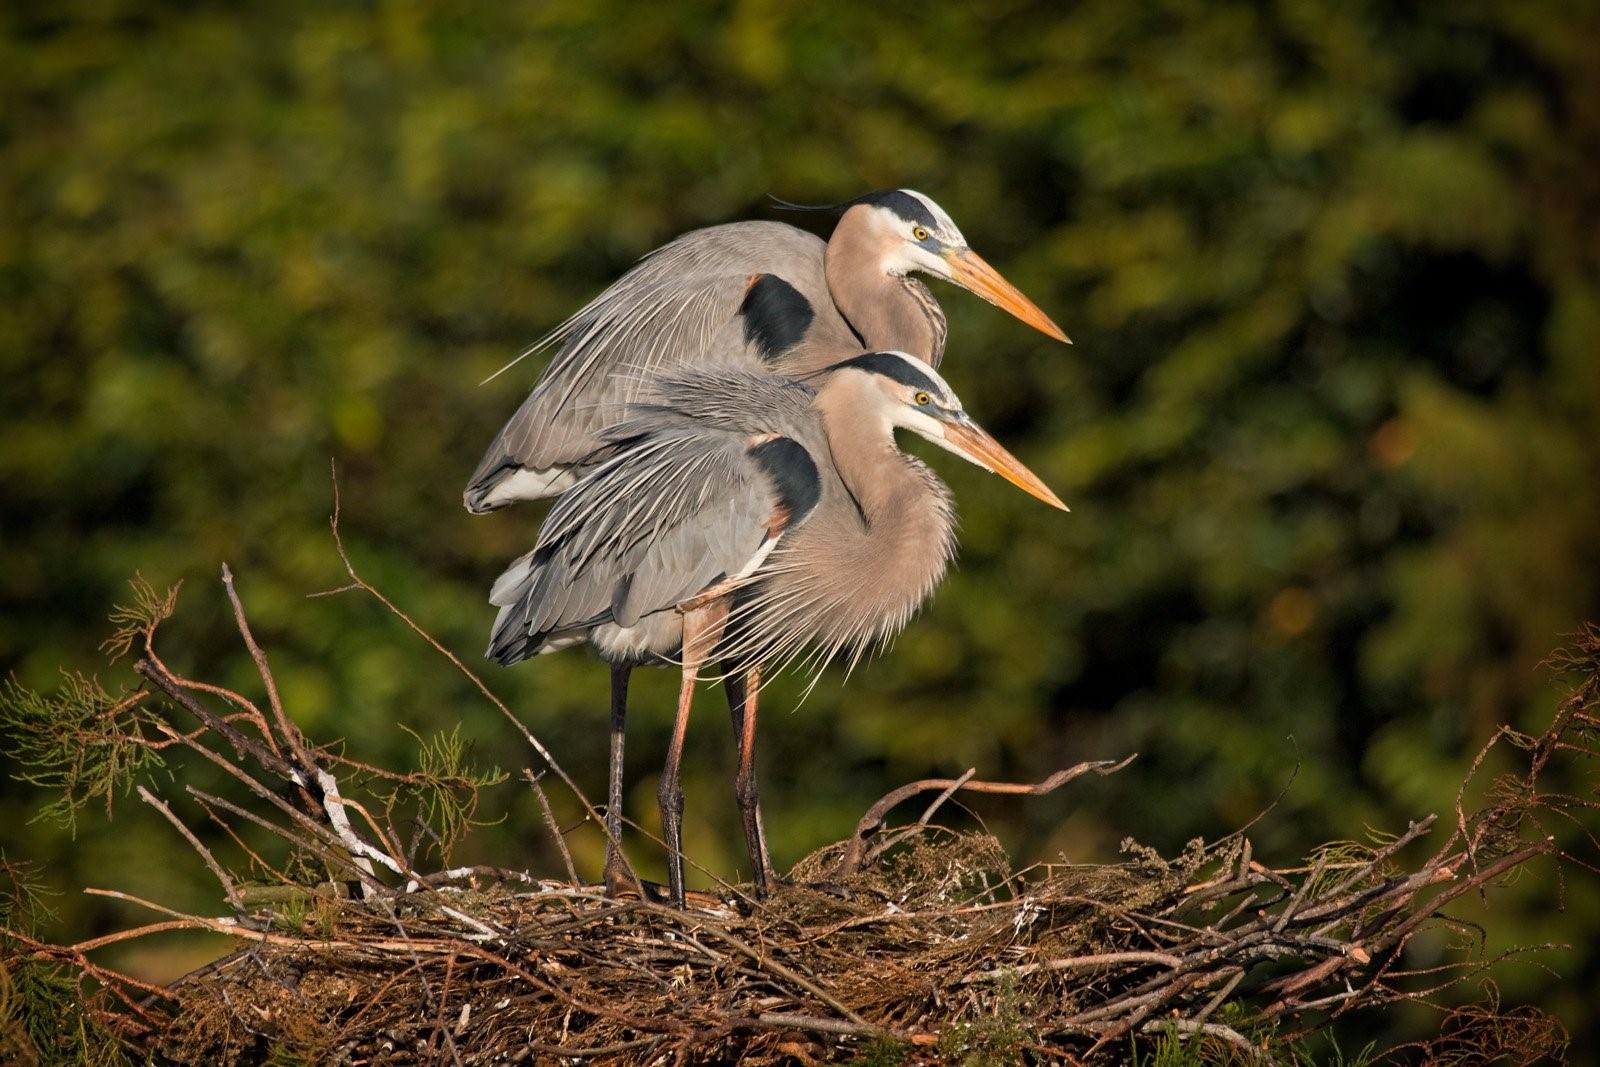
[2,558,1596,1065]
[160,829,1182,1064]
[142,808,1570,1066]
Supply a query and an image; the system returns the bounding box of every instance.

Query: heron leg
[659,600,728,907]
[602,664,631,897]
[723,661,773,899]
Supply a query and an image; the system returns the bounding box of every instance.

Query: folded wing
[465,222,843,512]
[485,415,821,665]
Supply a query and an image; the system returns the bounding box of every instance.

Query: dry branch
[837,756,1137,876]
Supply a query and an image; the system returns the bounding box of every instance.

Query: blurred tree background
[3,0,1599,1053]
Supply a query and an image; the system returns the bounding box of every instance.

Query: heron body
[485,366,829,669]
[464,190,1068,513]
[486,351,1066,903]
[473,191,1070,905]
[486,359,963,673]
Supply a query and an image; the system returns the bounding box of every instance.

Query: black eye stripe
[857,189,940,230]
[832,351,946,399]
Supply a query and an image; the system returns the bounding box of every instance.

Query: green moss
[936,975,1032,1067]
[842,1035,911,1067]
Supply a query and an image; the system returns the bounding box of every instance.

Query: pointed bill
[944,420,1069,511]
[943,248,1071,344]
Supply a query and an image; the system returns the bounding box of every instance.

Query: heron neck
[825,225,946,364]
[815,383,923,525]
[734,373,956,673]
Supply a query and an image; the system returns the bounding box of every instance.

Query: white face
[857,352,982,463]
[865,190,968,279]
[837,350,1070,511]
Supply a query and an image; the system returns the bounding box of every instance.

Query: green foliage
[1,0,1597,1052]
[385,723,508,862]
[1131,1026,1206,1067]
[261,1045,316,1067]
[0,858,57,936]
[265,892,339,939]
[0,673,163,834]
[843,1036,911,1067]
[1130,1010,1379,1067]
[100,575,180,664]
[0,957,135,1067]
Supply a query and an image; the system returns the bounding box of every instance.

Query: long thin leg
[603,664,631,896]
[659,601,728,907]
[724,661,773,898]
[659,659,698,907]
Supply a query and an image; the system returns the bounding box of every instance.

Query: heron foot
[602,857,630,899]
[595,877,687,906]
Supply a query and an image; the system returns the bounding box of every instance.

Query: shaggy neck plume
[720,376,956,676]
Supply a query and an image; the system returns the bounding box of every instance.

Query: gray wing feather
[465,221,832,512]
[486,422,790,663]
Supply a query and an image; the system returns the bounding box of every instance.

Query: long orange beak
[943,248,1070,344]
[944,419,1069,511]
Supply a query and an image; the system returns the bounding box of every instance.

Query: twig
[637,900,872,1029]
[220,563,314,784]
[917,767,977,827]
[317,462,624,877]
[524,768,580,886]
[519,1036,665,1059]
[136,658,302,787]
[141,651,406,892]
[838,756,1135,875]
[184,782,381,893]
[753,1012,889,1037]
[136,785,242,910]
[962,951,1182,984]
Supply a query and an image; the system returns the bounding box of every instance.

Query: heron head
[842,189,1070,344]
[829,351,1068,511]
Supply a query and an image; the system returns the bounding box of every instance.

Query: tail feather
[486,553,551,664]
[484,546,609,664]
[489,550,541,607]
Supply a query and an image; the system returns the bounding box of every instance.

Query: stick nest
[3,555,1597,1065]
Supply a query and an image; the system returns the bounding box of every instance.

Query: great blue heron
[464,189,1068,514]
[486,349,1066,905]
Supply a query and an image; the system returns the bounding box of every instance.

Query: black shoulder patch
[749,437,821,527]
[740,274,814,363]
[857,189,939,229]
[831,351,943,395]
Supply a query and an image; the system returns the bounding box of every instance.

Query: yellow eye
[912,226,929,241]
[914,391,931,406]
